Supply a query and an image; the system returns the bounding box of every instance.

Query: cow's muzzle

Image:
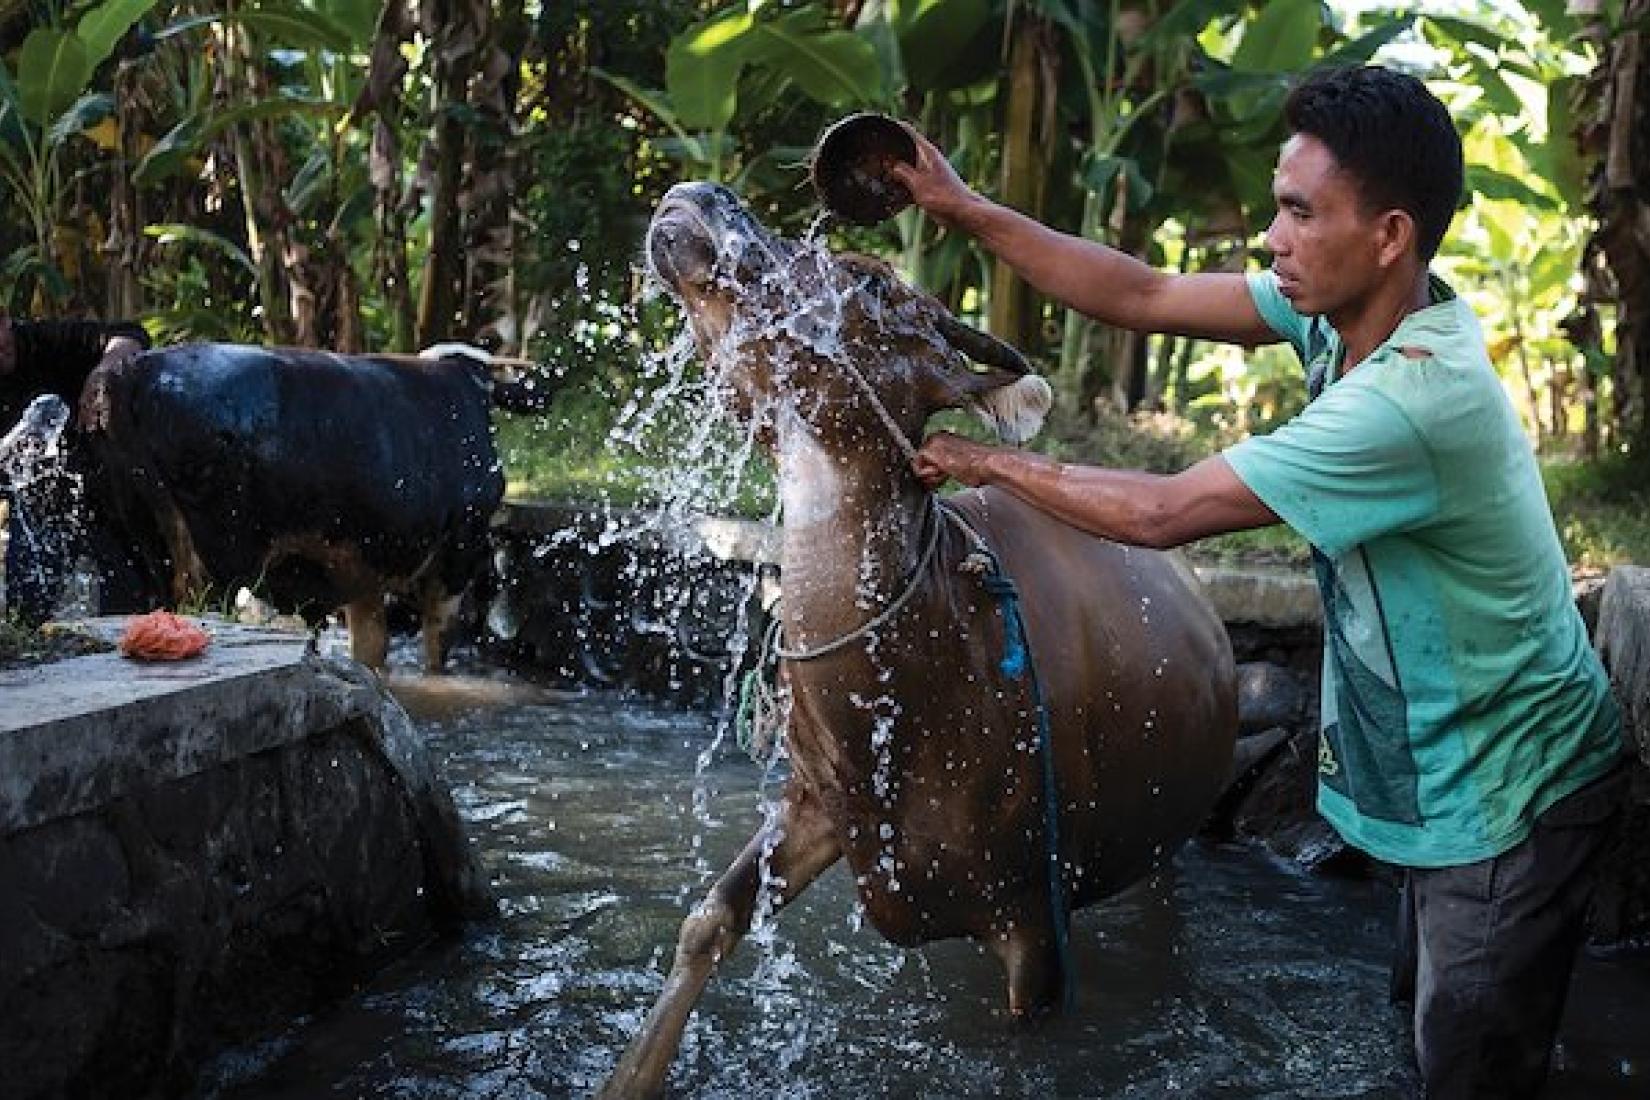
[647,182,775,294]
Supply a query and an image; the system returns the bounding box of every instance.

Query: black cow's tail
[418,342,560,413]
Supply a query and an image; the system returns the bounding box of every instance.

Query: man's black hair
[1283,65,1464,262]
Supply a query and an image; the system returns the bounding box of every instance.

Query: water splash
[1,394,91,617]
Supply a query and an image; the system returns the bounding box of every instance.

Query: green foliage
[1041,403,1212,475]
[0,0,158,309]
[603,1,885,183]
[495,377,778,517]
[1541,455,1650,570]
[0,0,1639,550]
[517,122,677,386]
[140,253,261,343]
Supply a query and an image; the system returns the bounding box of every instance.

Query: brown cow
[601,182,1238,1097]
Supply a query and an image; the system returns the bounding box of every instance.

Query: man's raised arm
[889,129,1277,348]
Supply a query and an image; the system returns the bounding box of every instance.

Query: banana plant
[132,1,361,344]
[0,0,157,311]
[598,2,885,185]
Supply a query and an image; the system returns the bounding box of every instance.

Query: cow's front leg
[994,920,1064,1019]
[597,781,840,1100]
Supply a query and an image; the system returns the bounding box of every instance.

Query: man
[891,65,1626,1098]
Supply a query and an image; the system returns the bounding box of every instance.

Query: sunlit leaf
[1475,196,1526,262]
[1520,0,1579,40]
[747,8,884,109]
[1319,16,1415,68]
[1423,15,1505,55]
[1528,244,1578,300]
[666,7,754,132]
[1467,166,1558,212]
[1232,0,1320,75]
[1543,74,1585,210]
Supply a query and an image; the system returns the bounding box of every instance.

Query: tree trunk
[415,0,486,348]
[1581,0,1650,456]
[990,14,1060,356]
[219,15,307,345]
[462,0,526,350]
[356,0,416,351]
[103,56,144,319]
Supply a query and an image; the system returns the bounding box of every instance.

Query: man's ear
[1377,209,1417,268]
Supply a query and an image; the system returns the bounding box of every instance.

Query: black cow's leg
[597,781,841,1100]
[345,596,389,669]
[418,588,462,673]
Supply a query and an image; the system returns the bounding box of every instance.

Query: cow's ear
[969,372,1053,445]
[928,311,1052,445]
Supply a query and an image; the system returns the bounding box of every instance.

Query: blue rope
[980,566,1074,1010]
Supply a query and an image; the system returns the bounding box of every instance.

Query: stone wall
[1593,565,1650,943]
[0,626,492,1099]
[1597,566,1650,765]
[482,502,772,707]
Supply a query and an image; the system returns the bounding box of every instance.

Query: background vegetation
[2,0,1646,568]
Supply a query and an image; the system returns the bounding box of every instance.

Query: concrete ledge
[0,619,492,1099]
[1,624,376,833]
[1190,561,1322,629]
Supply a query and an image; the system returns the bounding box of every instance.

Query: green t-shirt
[1225,271,1623,868]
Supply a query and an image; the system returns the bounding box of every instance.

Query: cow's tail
[418,342,559,413]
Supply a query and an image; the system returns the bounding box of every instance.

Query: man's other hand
[914,430,997,490]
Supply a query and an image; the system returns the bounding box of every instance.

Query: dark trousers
[1390,764,1628,1099]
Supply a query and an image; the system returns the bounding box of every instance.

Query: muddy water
[202,685,1648,1099]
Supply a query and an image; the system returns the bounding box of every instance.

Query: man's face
[1263,134,1388,318]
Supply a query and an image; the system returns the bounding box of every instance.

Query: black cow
[2,315,552,668]
[79,343,523,670]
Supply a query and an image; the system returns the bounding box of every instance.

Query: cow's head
[645,182,1051,459]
